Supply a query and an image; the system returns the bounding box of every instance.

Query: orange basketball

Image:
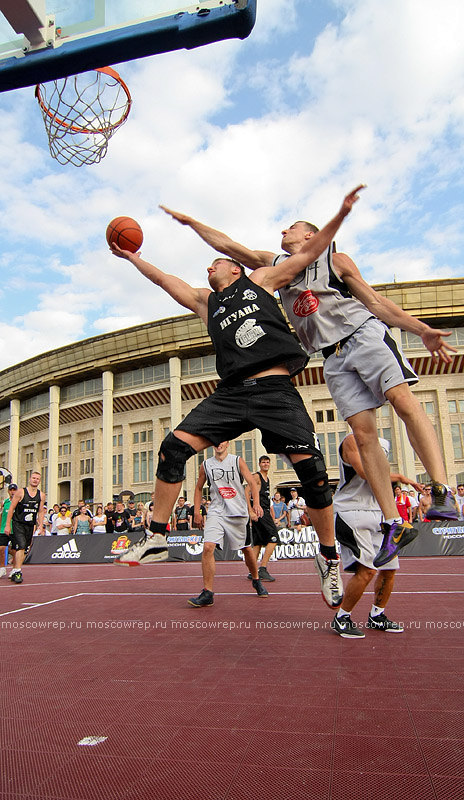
[106,216,143,253]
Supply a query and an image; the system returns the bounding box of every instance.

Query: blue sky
[0,0,463,372]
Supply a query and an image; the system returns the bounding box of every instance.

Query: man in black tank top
[110,188,360,608]
[247,455,279,582]
[4,471,45,584]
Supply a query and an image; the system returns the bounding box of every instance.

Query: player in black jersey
[247,455,279,582]
[4,471,45,583]
[110,186,362,608]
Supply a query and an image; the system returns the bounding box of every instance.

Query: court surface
[1,556,463,799]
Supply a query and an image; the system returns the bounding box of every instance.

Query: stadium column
[169,357,182,430]
[9,398,20,483]
[48,385,60,504]
[102,370,114,504]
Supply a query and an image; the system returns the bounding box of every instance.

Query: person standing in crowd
[0,482,18,578]
[105,502,116,533]
[272,491,289,531]
[456,484,464,520]
[111,186,362,607]
[72,500,93,520]
[91,505,107,533]
[112,501,131,534]
[332,434,423,638]
[55,505,73,535]
[48,503,60,534]
[173,496,190,531]
[189,441,268,606]
[418,485,433,521]
[287,487,307,531]
[4,472,45,584]
[130,503,146,534]
[394,484,412,523]
[72,507,92,535]
[407,489,419,522]
[246,455,279,582]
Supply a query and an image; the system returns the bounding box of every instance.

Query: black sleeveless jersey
[257,472,271,512]
[207,274,307,386]
[13,486,41,527]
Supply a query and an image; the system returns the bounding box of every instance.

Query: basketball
[106,216,143,253]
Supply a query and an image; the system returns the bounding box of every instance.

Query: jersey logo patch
[242,289,257,301]
[219,487,237,499]
[235,318,266,348]
[293,290,319,317]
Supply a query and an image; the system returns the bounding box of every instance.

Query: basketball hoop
[35,67,132,167]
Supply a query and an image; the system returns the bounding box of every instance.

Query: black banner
[24,521,464,565]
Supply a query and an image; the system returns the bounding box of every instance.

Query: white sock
[9,568,18,575]
[337,608,351,619]
[370,604,384,617]
[385,517,402,526]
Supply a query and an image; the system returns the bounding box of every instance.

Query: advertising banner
[24,520,464,565]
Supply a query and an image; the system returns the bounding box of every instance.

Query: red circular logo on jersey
[293,290,319,317]
[219,487,237,499]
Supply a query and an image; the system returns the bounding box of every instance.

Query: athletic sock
[319,544,338,560]
[370,604,384,618]
[337,608,351,619]
[149,521,168,536]
[385,517,403,526]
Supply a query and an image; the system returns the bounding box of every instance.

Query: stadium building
[1,278,463,508]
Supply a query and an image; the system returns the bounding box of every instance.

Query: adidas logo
[52,539,81,559]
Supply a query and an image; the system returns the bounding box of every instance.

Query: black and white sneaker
[114,533,168,566]
[314,553,343,608]
[252,578,269,597]
[367,612,404,633]
[188,589,214,607]
[12,571,23,584]
[331,613,365,638]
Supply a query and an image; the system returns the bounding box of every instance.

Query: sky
[0,0,463,373]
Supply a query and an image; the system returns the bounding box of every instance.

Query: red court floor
[1,557,463,800]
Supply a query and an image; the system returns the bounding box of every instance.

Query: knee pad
[156,432,197,484]
[294,455,332,509]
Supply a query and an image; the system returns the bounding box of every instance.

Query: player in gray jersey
[331,434,423,638]
[161,191,458,567]
[188,441,268,606]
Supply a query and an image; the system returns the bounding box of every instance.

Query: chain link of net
[36,70,131,167]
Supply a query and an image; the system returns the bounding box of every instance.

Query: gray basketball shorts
[334,508,399,572]
[203,515,251,551]
[323,318,418,420]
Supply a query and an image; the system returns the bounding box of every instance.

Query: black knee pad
[294,455,332,509]
[156,432,197,483]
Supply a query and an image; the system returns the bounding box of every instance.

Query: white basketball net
[35,67,132,167]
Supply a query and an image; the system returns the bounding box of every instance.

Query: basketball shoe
[331,613,365,639]
[367,612,404,633]
[373,521,418,568]
[428,482,458,521]
[188,589,214,607]
[252,578,269,597]
[114,532,168,566]
[314,553,343,608]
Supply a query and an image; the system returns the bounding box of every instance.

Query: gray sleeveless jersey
[333,436,390,513]
[273,247,373,354]
[203,453,248,517]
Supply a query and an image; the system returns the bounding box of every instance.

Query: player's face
[214,441,229,456]
[207,259,235,290]
[30,473,41,487]
[259,458,270,471]
[280,222,313,252]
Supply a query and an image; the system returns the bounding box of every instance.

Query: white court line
[2,588,464,619]
[0,593,84,618]
[1,571,463,590]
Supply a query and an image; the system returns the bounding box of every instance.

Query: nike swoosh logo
[392,533,403,543]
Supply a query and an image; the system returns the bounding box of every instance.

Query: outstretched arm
[111,243,211,324]
[252,185,365,293]
[160,205,274,269]
[333,252,456,363]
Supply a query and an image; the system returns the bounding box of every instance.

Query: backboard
[0,0,257,93]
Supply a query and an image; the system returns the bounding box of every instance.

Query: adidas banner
[24,521,464,565]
